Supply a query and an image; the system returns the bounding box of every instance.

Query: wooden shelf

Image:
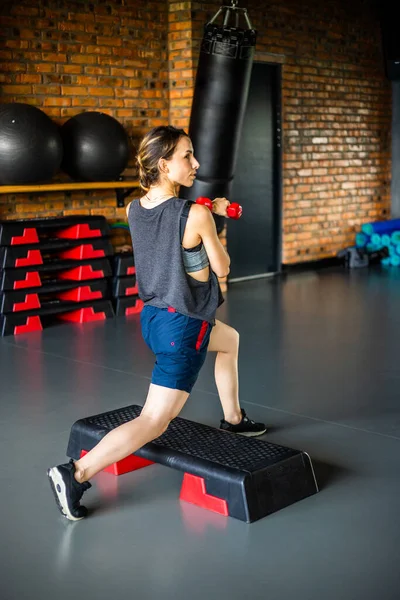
[0,180,139,194]
[0,180,140,207]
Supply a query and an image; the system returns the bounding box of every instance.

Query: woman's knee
[232,330,240,356]
[139,413,171,438]
[209,320,240,353]
[154,417,171,437]
[224,324,240,352]
[141,401,186,437]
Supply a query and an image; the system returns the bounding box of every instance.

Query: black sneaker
[220,409,267,437]
[47,459,92,521]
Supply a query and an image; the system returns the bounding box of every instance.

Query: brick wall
[167,1,195,126]
[0,0,393,265]
[0,0,169,245]
[168,0,392,264]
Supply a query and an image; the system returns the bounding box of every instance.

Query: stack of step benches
[0,216,115,336]
[111,251,143,317]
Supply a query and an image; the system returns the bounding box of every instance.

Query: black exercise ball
[60,112,130,181]
[0,103,63,185]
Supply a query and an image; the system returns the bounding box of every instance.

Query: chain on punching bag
[180,1,256,232]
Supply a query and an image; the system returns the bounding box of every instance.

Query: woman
[47,126,266,521]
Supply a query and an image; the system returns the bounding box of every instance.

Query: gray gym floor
[1,266,400,600]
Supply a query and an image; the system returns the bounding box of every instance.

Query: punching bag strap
[206,1,253,30]
[180,200,194,244]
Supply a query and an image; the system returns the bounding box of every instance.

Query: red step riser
[14,315,43,335]
[80,449,154,475]
[15,250,43,268]
[180,473,229,517]
[55,224,102,240]
[58,307,106,323]
[125,286,139,296]
[11,228,39,245]
[58,247,105,260]
[13,272,42,289]
[58,266,105,281]
[125,300,144,315]
[12,294,41,312]
[57,287,103,302]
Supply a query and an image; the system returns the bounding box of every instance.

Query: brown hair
[136,125,188,191]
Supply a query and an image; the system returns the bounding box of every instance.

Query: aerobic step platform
[112,252,135,277]
[67,404,318,523]
[113,296,144,316]
[0,258,112,291]
[0,279,109,313]
[111,275,138,298]
[0,298,114,336]
[0,216,110,246]
[0,238,114,268]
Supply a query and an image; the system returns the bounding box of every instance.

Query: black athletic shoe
[220,409,267,437]
[47,459,91,521]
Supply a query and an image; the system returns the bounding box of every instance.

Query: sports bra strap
[180,200,194,244]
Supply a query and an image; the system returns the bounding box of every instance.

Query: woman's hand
[212,197,230,217]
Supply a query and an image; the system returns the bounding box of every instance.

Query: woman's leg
[207,319,242,424]
[73,384,189,483]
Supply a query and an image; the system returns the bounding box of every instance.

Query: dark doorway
[227,62,281,281]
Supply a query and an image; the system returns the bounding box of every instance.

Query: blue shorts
[140,305,214,393]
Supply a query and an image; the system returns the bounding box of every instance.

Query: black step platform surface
[67,404,318,523]
[0,238,114,268]
[0,215,110,246]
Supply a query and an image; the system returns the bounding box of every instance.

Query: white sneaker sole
[47,467,84,522]
[237,428,267,437]
[221,427,267,437]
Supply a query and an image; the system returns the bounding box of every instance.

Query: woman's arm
[187,203,230,278]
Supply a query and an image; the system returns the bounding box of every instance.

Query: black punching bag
[180,3,256,232]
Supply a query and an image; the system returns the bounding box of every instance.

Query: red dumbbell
[195,197,213,211]
[195,197,242,219]
[227,202,242,220]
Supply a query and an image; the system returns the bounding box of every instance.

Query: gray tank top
[127,197,223,323]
